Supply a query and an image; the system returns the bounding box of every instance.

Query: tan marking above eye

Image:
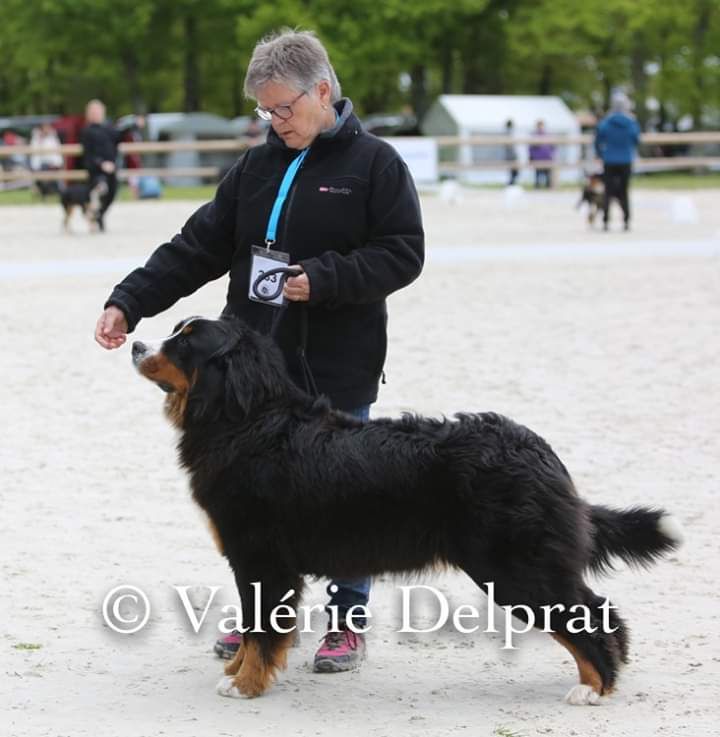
[181,325,193,335]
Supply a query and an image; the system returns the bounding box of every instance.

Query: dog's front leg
[227,631,295,697]
[217,570,304,698]
[223,637,245,677]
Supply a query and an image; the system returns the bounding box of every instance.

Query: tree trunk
[538,64,552,95]
[183,14,201,112]
[410,64,428,119]
[691,0,712,129]
[122,50,146,114]
[630,45,648,129]
[602,74,612,113]
[441,42,453,93]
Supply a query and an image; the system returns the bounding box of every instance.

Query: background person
[529,119,554,189]
[80,100,143,231]
[30,123,63,198]
[121,114,146,199]
[504,119,518,186]
[594,92,641,231]
[94,29,424,674]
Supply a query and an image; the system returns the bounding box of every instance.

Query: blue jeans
[326,404,372,627]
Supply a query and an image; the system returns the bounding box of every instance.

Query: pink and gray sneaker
[214,630,242,659]
[313,628,366,673]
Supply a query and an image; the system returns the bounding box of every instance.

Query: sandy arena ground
[2,187,719,736]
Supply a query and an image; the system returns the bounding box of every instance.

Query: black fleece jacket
[80,123,126,177]
[105,99,424,410]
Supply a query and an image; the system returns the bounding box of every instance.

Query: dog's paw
[565,684,602,706]
[216,675,243,699]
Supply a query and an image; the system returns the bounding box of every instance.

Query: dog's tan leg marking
[231,634,293,697]
[207,518,224,556]
[223,638,245,676]
[553,634,604,704]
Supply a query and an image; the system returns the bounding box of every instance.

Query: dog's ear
[222,329,290,420]
[184,320,244,424]
[184,319,292,423]
[185,360,226,423]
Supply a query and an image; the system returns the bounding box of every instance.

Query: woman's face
[255,80,334,150]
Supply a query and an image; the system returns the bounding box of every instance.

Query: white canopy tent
[421,95,583,184]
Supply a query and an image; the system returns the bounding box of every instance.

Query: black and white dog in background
[60,178,108,232]
[576,171,605,227]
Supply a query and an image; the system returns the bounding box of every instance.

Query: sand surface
[2,188,719,736]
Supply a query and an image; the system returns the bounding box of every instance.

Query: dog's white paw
[216,675,243,698]
[565,684,601,706]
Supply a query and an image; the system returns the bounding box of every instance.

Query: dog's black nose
[131,341,146,359]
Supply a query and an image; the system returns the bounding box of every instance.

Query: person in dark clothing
[505,119,518,185]
[594,93,641,231]
[80,100,142,231]
[94,30,424,674]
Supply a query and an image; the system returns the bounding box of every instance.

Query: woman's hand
[95,306,128,349]
[283,265,310,302]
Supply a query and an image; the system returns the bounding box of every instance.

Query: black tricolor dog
[60,179,107,232]
[576,172,605,227]
[131,317,682,702]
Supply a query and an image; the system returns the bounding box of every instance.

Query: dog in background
[131,316,682,704]
[577,171,605,227]
[60,178,108,232]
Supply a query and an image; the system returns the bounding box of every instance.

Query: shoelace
[320,629,358,651]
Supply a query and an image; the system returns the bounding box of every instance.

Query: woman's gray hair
[244,29,342,102]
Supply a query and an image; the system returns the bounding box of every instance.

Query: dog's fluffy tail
[587,505,683,575]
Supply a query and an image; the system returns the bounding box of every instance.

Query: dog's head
[131,316,290,428]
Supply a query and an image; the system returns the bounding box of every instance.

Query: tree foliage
[0,0,718,128]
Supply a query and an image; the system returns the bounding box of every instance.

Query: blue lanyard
[265,148,309,246]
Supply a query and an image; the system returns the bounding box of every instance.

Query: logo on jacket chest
[318,186,352,195]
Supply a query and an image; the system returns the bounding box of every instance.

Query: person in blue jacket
[594,93,641,231]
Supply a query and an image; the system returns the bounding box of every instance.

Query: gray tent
[422,95,582,184]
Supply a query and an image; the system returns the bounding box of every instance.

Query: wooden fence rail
[1,131,718,183]
[1,130,720,159]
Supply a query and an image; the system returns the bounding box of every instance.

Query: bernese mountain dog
[60,178,107,232]
[131,316,682,703]
[576,171,605,227]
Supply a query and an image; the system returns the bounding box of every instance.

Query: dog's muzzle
[131,340,148,368]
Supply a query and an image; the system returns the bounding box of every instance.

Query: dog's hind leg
[460,560,625,704]
[545,585,628,704]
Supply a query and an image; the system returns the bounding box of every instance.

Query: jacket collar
[266,98,362,150]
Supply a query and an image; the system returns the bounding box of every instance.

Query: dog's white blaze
[659,514,684,546]
[565,684,601,706]
[216,676,243,699]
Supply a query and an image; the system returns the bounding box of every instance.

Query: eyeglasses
[254,91,307,121]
